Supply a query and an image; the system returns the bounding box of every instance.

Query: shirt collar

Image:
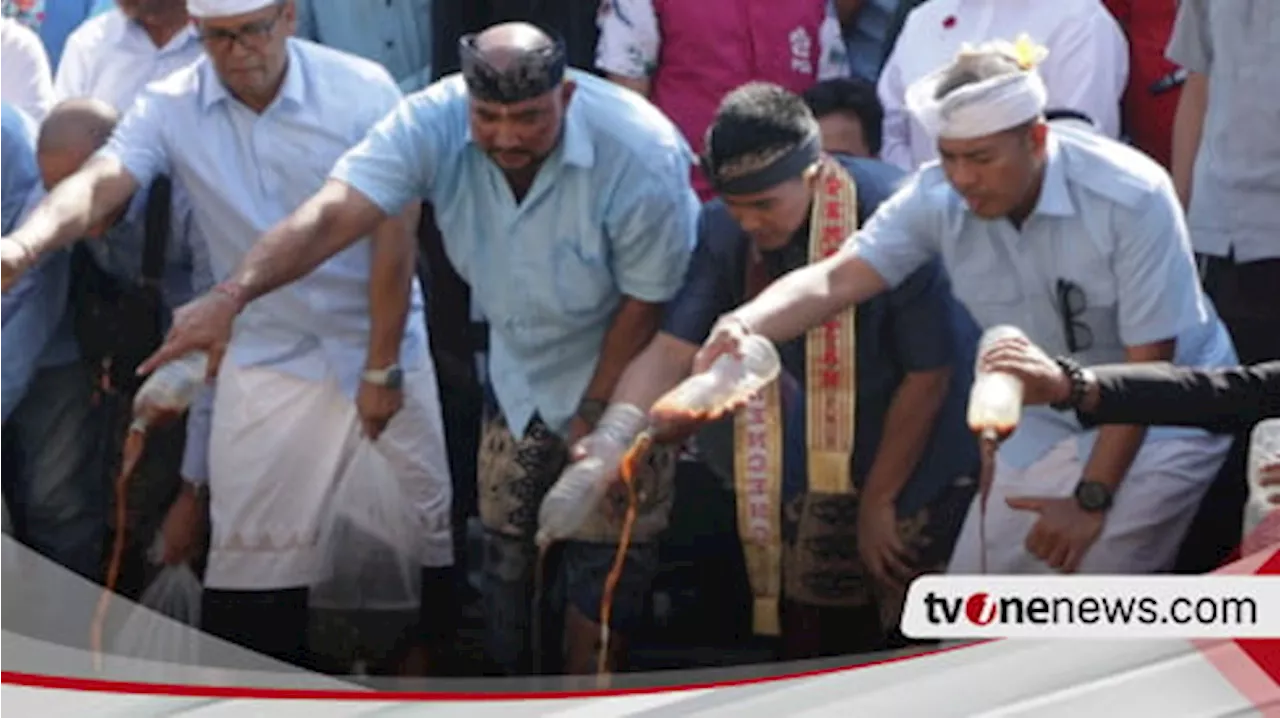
[198,39,306,113]
[1030,133,1075,218]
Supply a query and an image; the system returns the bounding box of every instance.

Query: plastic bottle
[535,404,649,548]
[966,325,1027,441]
[1242,418,1280,552]
[131,352,210,431]
[649,333,782,427]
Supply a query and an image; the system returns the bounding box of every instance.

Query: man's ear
[561,78,577,106]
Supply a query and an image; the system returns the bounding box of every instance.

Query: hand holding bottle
[536,404,649,548]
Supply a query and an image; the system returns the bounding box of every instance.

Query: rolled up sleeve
[1113,183,1207,347]
[330,97,435,216]
[604,158,699,303]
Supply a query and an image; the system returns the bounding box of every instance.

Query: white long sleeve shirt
[877,0,1129,171]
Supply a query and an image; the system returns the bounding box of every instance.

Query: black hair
[801,77,884,155]
[704,82,819,172]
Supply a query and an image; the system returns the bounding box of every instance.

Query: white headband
[906,35,1050,140]
[187,0,277,18]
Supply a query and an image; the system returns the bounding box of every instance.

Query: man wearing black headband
[581,83,980,657]
[134,21,699,676]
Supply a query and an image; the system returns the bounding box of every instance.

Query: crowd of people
[1,0,1277,679]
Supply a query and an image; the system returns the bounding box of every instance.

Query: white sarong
[948,433,1231,575]
[205,362,453,590]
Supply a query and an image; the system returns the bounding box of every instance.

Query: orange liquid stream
[90,427,148,670]
[595,432,650,685]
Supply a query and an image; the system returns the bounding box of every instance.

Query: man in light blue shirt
[695,40,1235,577]
[0,0,453,669]
[1,101,106,583]
[125,22,698,675]
[295,0,432,93]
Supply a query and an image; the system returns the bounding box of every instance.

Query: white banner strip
[901,575,1280,639]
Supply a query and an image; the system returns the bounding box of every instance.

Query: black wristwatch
[1050,355,1088,411]
[1073,480,1114,513]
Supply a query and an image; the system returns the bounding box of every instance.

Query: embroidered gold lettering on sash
[733,158,859,635]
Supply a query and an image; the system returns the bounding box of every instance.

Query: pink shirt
[597,0,846,200]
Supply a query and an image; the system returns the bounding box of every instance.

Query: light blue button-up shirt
[331,70,699,436]
[2,104,78,422]
[102,38,428,398]
[851,125,1238,469]
[295,0,433,93]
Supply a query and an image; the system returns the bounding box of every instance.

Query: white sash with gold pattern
[733,158,859,635]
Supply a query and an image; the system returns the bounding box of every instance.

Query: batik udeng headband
[702,132,823,196]
[459,32,567,104]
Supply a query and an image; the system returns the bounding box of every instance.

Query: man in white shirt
[56,0,203,112]
[1,0,453,669]
[877,0,1128,171]
[1,18,55,121]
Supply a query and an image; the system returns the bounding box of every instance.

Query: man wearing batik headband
[694,38,1238,577]
[112,21,699,675]
[564,82,981,657]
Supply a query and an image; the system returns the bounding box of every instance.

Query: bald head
[38,99,119,190]
[471,22,556,69]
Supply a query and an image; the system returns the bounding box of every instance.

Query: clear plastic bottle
[966,325,1027,441]
[649,333,782,428]
[536,404,649,548]
[1242,418,1280,552]
[131,352,210,431]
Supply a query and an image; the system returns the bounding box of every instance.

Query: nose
[492,123,522,150]
[948,160,980,193]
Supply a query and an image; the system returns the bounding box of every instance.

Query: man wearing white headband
[689,39,1238,577]
[0,0,455,669]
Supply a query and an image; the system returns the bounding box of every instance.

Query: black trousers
[202,587,310,668]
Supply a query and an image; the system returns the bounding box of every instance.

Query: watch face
[1075,481,1112,512]
[386,367,404,389]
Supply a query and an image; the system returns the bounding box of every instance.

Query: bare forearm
[11,156,136,258]
[583,298,664,403]
[861,369,950,504]
[730,254,887,343]
[366,203,421,368]
[232,180,389,302]
[610,333,698,410]
[1171,72,1207,208]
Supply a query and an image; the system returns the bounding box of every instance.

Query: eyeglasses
[1056,279,1094,354]
[196,4,285,52]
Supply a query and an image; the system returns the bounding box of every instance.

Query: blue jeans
[2,361,106,582]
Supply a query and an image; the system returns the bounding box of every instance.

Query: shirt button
[385,40,394,49]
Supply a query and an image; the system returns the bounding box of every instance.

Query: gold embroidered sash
[733,158,859,635]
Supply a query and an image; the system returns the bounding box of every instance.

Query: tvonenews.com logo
[900,576,1280,639]
[923,591,1257,627]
